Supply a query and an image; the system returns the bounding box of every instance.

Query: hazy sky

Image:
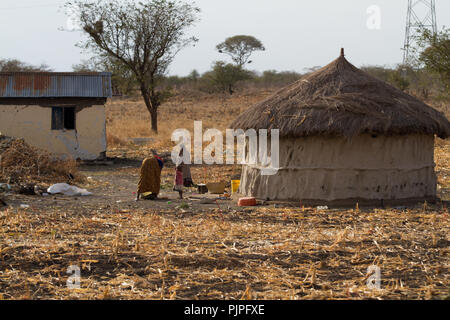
[1,0,449,75]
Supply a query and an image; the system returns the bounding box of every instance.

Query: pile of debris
[0,134,84,186]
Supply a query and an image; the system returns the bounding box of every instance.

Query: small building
[0,72,112,160]
[230,50,450,206]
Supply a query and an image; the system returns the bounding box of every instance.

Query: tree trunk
[228,84,234,95]
[141,87,158,133]
[150,108,158,133]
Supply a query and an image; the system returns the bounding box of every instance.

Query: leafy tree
[417,28,450,88]
[187,69,200,82]
[203,61,252,95]
[216,35,265,67]
[66,0,200,133]
[0,59,52,72]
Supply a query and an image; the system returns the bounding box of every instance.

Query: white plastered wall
[0,105,106,160]
[240,134,436,201]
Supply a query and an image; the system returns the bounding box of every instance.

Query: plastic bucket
[231,180,241,193]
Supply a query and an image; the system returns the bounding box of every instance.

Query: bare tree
[66,0,200,133]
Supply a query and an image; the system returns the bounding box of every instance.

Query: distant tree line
[72,57,304,96]
[3,54,445,103]
[0,59,52,72]
[159,66,303,94]
[69,26,449,103]
[70,60,447,102]
[361,64,446,101]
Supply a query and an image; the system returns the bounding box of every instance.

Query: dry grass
[0,202,448,300]
[0,137,83,185]
[106,90,274,153]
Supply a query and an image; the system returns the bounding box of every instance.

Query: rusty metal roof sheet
[0,72,112,98]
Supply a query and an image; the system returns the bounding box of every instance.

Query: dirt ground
[4,160,242,211]
[0,158,449,300]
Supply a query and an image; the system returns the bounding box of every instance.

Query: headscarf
[154,155,164,169]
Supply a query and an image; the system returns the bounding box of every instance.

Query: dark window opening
[64,107,75,130]
[52,107,75,130]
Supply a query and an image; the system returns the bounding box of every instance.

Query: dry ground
[0,91,449,300]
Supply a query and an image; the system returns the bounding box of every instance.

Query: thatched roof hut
[232,49,449,139]
[231,50,450,206]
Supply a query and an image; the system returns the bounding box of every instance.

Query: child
[173,162,184,199]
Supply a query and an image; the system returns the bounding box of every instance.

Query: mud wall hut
[230,50,450,206]
[0,72,112,160]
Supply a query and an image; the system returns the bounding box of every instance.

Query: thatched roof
[230,50,450,139]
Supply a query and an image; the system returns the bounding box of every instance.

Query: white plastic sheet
[47,183,92,196]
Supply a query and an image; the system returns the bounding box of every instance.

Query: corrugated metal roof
[0,72,112,98]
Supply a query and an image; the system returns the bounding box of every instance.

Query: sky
[0,0,449,76]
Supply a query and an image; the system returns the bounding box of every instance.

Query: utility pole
[403,0,437,65]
